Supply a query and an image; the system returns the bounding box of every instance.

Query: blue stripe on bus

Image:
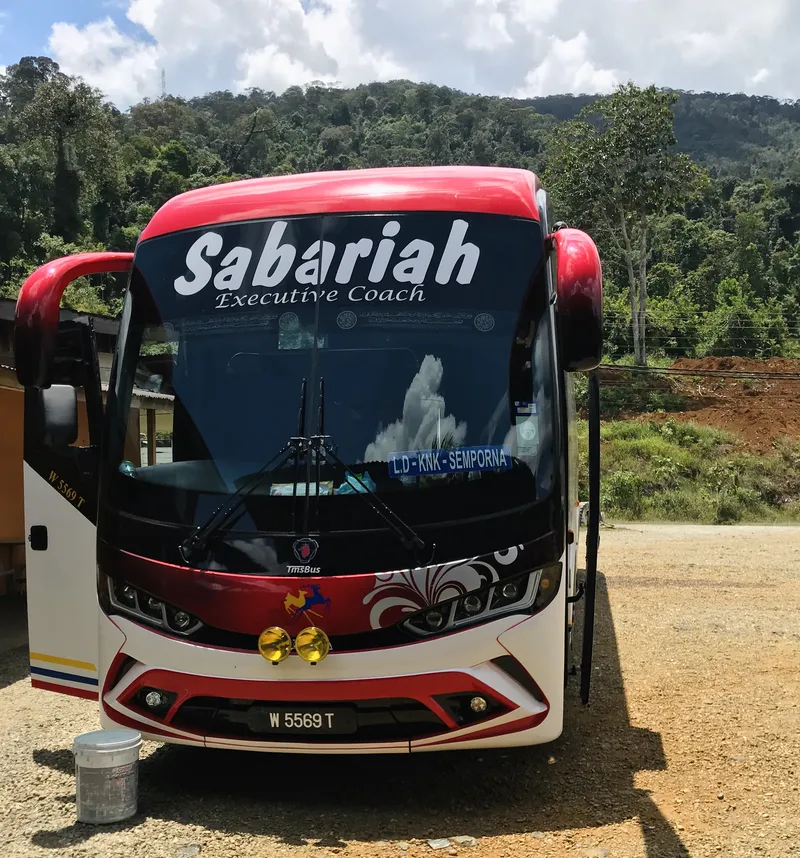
[30,666,99,686]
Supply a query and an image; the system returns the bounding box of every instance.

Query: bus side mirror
[38,385,78,447]
[548,228,603,372]
[14,251,134,389]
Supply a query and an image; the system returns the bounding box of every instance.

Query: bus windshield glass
[101,211,558,574]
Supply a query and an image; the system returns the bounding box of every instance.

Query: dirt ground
[626,358,800,454]
[0,523,798,858]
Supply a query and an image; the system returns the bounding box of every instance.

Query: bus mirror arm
[566,581,585,604]
[14,251,134,389]
[580,371,601,705]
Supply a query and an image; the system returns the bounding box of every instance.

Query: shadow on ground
[0,645,29,693]
[31,571,688,857]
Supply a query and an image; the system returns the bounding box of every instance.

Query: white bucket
[72,729,142,824]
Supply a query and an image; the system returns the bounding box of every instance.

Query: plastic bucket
[72,729,142,824]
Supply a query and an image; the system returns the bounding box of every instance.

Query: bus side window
[138,405,173,466]
[123,407,142,467]
[132,329,177,467]
[69,398,92,449]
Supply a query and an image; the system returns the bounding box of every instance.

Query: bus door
[15,252,133,698]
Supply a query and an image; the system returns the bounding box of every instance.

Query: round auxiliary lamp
[257,626,331,664]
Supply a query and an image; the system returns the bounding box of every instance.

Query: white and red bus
[14,166,603,753]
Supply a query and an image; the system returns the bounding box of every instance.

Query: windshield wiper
[314,433,433,562]
[179,379,311,564]
[309,377,434,565]
[180,377,433,567]
[178,438,305,563]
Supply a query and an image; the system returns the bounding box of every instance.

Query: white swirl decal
[493,545,524,565]
[362,544,527,629]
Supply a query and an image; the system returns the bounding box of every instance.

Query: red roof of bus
[139,166,542,241]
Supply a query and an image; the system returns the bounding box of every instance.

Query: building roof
[0,363,172,408]
[139,166,542,242]
[0,296,120,336]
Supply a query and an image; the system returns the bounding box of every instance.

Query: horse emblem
[283,585,331,621]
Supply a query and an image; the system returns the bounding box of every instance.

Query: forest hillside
[3,57,800,523]
[2,56,800,366]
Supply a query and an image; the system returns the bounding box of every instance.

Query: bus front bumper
[98,605,565,753]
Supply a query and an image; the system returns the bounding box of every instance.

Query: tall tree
[545,83,705,365]
[17,72,122,243]
[0,56,62,117]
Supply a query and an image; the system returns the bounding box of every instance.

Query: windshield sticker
[514,401,539,457]
[270,481,334,497]
[279,311,300,331]
[181,313,280,334]
[337,310,357,329]
[174,217,479,310]
[514,401,537,418]
[278,330,328,350]
[139,212,543,323]
[357,310,475,329]
[388,445,512,479]
[336,471,377,495]
[473,313,495,332]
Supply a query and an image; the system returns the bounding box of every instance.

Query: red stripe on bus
[31,679,98,701]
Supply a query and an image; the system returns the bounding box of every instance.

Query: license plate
[247,706,358,735]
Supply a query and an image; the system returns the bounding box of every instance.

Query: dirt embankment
[632,357,800,454]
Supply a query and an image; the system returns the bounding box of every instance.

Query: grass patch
[573,368,687,417]
[578,417,800,524]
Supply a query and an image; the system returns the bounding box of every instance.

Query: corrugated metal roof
[1,362,172,406]
[0,297,120,335]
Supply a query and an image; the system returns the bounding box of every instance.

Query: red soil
[630,357,800,454]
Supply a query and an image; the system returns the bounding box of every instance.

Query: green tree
[546,83,706,365]
[15,71,122,242]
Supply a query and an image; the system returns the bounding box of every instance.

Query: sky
[1,0,798,109]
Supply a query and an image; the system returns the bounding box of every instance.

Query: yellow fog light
[258,627,292,663]
[295,626,330,664]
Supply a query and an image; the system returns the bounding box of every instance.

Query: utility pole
[161,68,166,99]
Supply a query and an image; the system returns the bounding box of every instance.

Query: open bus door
[15,253,133,698]
[580,370,601,704]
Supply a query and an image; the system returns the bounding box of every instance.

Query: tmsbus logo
[173,218,481,307]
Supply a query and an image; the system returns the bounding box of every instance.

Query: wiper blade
[309,376,431,563]
[180,378,311,564]
[179,437,305,564]
[179,376,432,567]
[312,433,433,563]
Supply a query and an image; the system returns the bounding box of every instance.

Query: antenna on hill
[161,68,166,99]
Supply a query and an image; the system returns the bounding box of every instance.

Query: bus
[14,166,603,753]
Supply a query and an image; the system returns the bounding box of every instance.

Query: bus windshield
[100,211,558,575]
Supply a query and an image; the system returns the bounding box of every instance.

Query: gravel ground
[1,523,798,858]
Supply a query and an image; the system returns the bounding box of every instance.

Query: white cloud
[512,32,619,98]
[45,0,800,109]
[364,355,467,461]
[751,68,772,86]
[49,18,160,104]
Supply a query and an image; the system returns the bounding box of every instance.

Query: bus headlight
[106,578,203,637]
[402,564,561,637]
